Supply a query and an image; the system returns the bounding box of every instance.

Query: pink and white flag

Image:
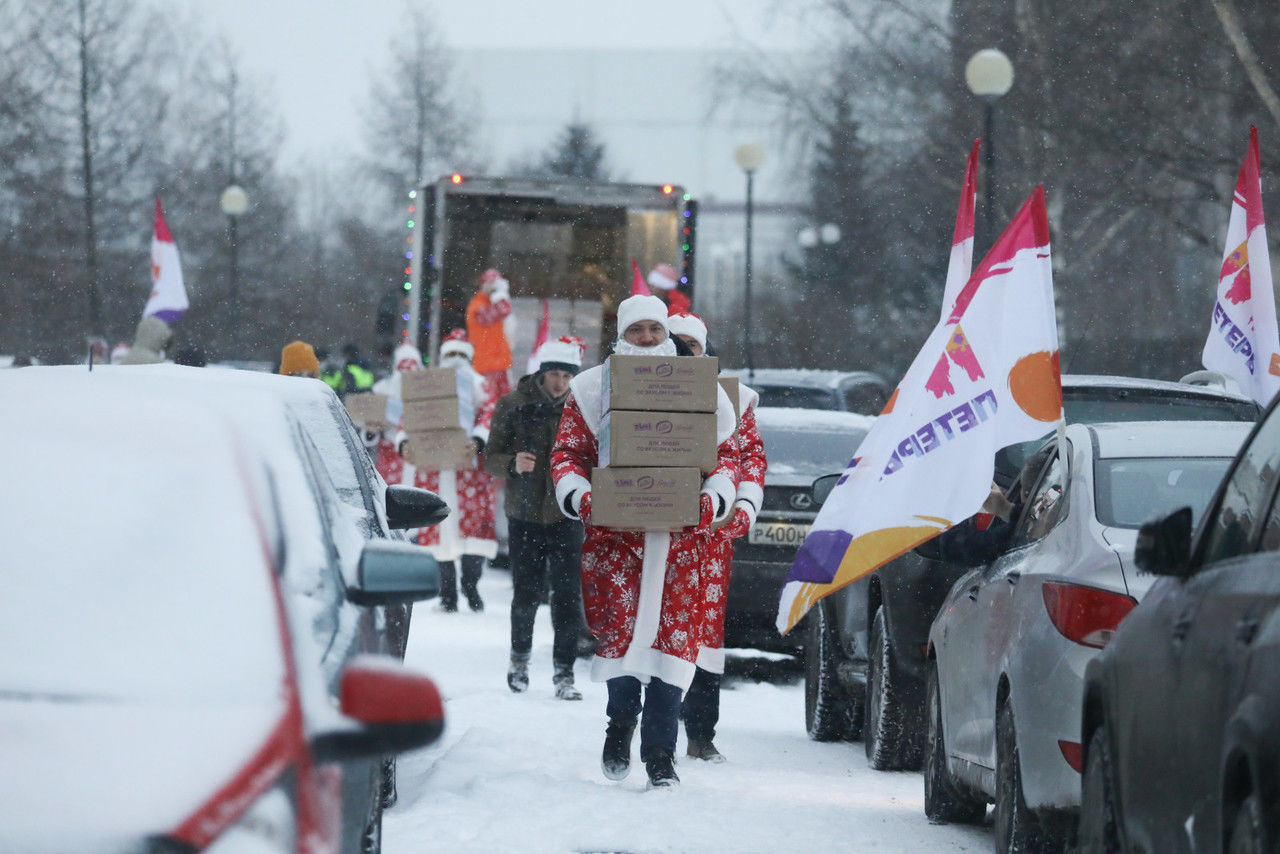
[525,299,551,374]
[142,198,188,323]
[940,140,980,319]
[1203,127,1280,406]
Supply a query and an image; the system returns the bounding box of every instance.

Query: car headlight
[201,782,296,854]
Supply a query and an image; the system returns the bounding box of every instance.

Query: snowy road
[386,570,992,853]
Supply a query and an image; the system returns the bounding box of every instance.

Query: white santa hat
[536,336,583,375]
[666,312,707,353]
[439,328,474,361]
[616,294,669,339]
[393,343,424,373]
[647,262,679,291]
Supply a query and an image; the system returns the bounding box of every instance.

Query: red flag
[525,300,551,375]
[940,141,980,319]
[630,260,651,296]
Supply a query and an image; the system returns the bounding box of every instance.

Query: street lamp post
[733,142,766,376]
[220,183,249,346]
[965,48,1014,252]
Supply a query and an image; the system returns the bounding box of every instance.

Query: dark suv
[803,374,1261,771]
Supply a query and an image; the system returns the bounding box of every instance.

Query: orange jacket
[466,292,512,374]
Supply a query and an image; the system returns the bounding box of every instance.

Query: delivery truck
[404,175,697,369]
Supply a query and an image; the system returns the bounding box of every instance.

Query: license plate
[749,521,811,547]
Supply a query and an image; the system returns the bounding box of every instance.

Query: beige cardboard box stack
[344,393,392,430]
[592,354,720,530]
[400,367,475,470]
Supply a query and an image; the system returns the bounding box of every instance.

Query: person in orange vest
[647,263,692,315]
[466,268,515,412]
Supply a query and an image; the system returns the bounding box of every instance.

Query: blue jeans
[606,676,682,761]
[681,668,721,742]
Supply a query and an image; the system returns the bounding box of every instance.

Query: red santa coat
[695,385,766,674]
[550,365,738,691]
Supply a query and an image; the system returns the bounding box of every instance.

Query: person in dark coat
[484,336,588,699]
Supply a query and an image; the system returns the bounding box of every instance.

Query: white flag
[1202,127,1280,406]
[779,187,1063,633]
[142,198,188,323]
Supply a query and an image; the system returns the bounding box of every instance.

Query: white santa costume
[550,297,740,692]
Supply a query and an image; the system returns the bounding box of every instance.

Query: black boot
[645,752,680,789]
[507,652,530,693]
[460,554,484,612]
[553,662,581,701]
[438,561,458,612]
[601,719,636,780]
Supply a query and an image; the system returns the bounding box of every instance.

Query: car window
[1094,457,1233,529]
[1200,407,1280,564]
[1015,452,1066,544]
[289,393,383,522]
[755,385,838,410]
[841,383,887,415]
[755,420,869,476]
[1063,392,1258,424]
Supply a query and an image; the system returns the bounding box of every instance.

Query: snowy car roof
[753,406,876,433]
[1062,373,1254,403]
[1081,420,1254,459]
[720,368,888,391]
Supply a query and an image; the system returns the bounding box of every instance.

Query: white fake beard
[613,337,677,358]
[438,354,471,369]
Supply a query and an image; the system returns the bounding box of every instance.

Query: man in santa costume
[466,268,515,412]
[550,294,739,789]
[647,262,692,315]
[403,330,498,612]
[666,312,767,763]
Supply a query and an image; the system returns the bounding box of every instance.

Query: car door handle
[967,585,981,601]
[1006,571,1021,585]
[1236,616,1261,645]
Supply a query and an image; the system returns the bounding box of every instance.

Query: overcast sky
[176,1,807,176]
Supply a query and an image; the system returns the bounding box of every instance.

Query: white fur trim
[736,481,763,514]
[666,313,706,351]
[567,366,605,437]
[695,646,725,675]
[617,294,669,336]
[471,424,490,444]
[554,472,591,518]
[590,651,696,692]
[460,537,498,559]
[701,473,735,523]
[715,385,736,443]
[738,382,760,412]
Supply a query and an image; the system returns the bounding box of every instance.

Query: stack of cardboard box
[399,367,476,470]
[592,354,720,530]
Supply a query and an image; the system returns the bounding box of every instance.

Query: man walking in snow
[550,295,739,789]
[484,336,588,700]
[666,312,767,763]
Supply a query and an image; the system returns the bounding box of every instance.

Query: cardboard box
[403,429,475,470]
[401,367,457,402]
[603,355,719,413]
[718,375,740,423]
[344,393,391,429]
[599,410,718,472]
[590,467,701,531]
[402,396,460,432]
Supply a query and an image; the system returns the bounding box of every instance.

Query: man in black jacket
[484,337,587,699]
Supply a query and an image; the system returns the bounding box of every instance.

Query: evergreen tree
[539,121,611,181]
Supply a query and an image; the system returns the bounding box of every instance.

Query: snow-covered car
[802,373,1260,772]
[725,407,873,652]
[720,368,891,416]
[923,421,1250,850]
[0,375,446,853]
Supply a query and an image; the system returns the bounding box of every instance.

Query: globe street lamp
[965,48,1014,252]
[734,142,766,375]
[220,183,249,344]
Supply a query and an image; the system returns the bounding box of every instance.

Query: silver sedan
[923,420,1251,852]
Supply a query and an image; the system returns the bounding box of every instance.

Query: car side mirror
[1135,506,1193,577]
[812,474,841,506]
[311,656,445,762]
[348,539,440,606]
[386,485,449,530]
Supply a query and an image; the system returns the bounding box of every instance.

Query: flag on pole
[630,259,651,296]
[142,198,188,323]
[777,186,1063,634]
[940,140,980,319]
[525,299,551,374]
[1202,127,1280,406]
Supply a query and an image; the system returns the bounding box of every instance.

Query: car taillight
[1058,739,1083,773]
[1041,581,1136,649]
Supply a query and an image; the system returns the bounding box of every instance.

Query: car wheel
[1228,792,1265,854]
[864,608,923,770]
[804,602,859,741]
[924,662,986,824]
[1078,725,1122,854]
[994,699,1062,853]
